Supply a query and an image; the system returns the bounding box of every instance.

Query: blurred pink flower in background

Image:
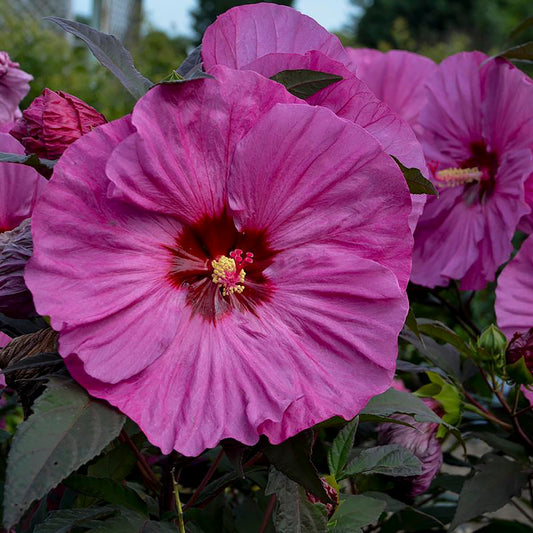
[496,236,533,338]
[0,51,32,129]
[202,3,429,234]
[11,88,106,160]
[345,48,437,129]
[411,52,533,290]
[26,67,412,456]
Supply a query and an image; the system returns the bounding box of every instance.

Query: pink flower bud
[0,51,32,128]
[11,89,106,160]
[378,412,442,500]
[306,478,338,517]
[506,328,533,372]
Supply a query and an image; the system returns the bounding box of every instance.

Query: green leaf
[64,475,148,515]
[417,319,475,357]
[510,16,533,39]
[358,414,414,428]
[405,309,421,340]
[401,329,462,382]
[361,387,444,426]
[33,507,117,533]
[270,69,342,99]
[342,444,422,480]
[391,156,437,195]
[45,17,153,99]
[506,356,533,385]
[0,152,55,178]
[327,417,358,478]
[469,431,528,463]
[262,430,330,502]
[88,441,137,480]
[476,520,533,532]
[89,507,177,532]
[498,41,533,62]
[328,494,386,532]
[450,456,528,530]
[364,491,445,526]
[3,379,125,528]
[415,372,462,433]
[265,468,328,533]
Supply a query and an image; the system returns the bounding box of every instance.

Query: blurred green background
[0,0,531,121]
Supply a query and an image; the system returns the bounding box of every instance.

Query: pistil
[211,249,253,296]
[434,167,483,188]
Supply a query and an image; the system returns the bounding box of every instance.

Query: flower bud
[477,324,508,360]
[0,219,35,318]
[11,88,106,159]
[0,51,32,127]
[306,477,338,517]
[378,412,442,500]
[506,328,533,369]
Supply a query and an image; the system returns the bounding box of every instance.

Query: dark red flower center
[433,142,499,206]
[166,210,276,322]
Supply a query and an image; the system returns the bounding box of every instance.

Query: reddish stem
[183,449,224,511]
[259,494,276,533]
[119,429,161,492]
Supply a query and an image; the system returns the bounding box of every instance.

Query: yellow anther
[211,255,246,296]
[435,167,483,188]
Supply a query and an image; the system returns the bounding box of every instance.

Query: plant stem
[463,395,512,431]
[510,499,533,522]
[494,389,533,450]
[171,468,186,533]
[259,494,276,533]
[119,429,161,492]
[183,449,224,511]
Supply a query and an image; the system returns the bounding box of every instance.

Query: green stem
[171,468,186,533]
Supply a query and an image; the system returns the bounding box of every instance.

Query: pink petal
[482,58,533,155]
[258,243,408,443]
[66,242,406,456]
[26,117,186,382]
[0,52,32,127]
[412,188,484,288]
[460,150,531,290]
[346,48,437,127]
[228,103,413,290]
[241,50,428,232]
[0,133,45,231]
[413,150,531,289]
[496,236,533,338]
[419,52,486,164]
[106,66,298,223]
[202,3,351,71]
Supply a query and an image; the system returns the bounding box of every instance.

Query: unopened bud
[11,88,106,160]
[477,324,508,360]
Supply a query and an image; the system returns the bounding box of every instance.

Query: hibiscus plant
[0,4,533,533]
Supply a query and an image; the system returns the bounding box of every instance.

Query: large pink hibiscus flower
[496,236,533,338]
[345,48,437,128]
[0,51,32,128]
[202,3,428,235]
[411,52,533,290]
[26,67,412,456]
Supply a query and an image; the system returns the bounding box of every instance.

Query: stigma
[211,249,253,296]
[434,167,483,188]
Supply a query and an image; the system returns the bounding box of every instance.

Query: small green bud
[477,324,508,360]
